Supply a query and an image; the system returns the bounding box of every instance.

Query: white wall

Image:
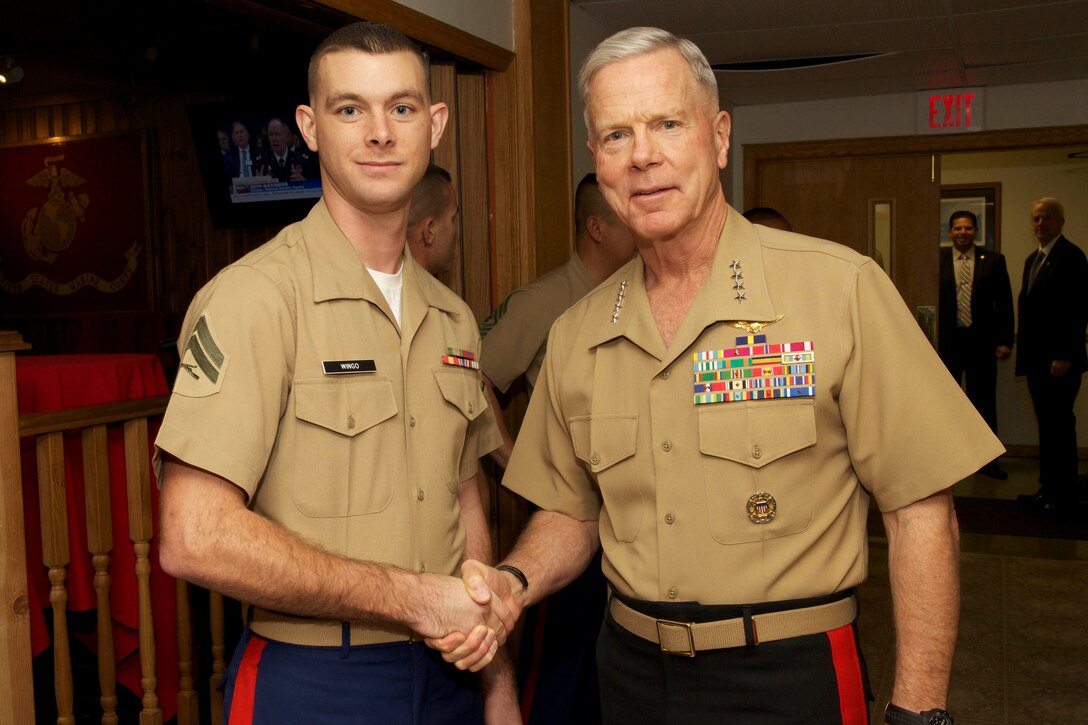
[943,148,1088,447]
[397,0,514,51]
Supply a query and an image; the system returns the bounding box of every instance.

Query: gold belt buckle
[656,619,696,657]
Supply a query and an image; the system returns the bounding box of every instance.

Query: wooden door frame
[743,125,1088,209]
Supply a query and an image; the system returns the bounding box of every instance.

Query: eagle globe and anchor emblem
[1,153,141,296]
[22,154,90,263]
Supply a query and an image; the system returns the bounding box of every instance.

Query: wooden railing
[0,333,229,725]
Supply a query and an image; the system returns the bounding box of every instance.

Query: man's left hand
[995,345,1011,361]
[1050,359,1072,376]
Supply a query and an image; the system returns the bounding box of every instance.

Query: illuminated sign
[916,88,985,134]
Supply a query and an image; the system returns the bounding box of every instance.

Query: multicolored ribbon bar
[442,354,480,370]
[692,340,815,405]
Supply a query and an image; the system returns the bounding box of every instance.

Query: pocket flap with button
[570,414,638,472]
[698,400,815,469]
[294,378,398,437]
[434,368,487,420]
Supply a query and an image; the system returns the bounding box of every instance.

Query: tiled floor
[858,457,1088,725]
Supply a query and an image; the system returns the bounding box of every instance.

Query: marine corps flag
[0,133,150,313]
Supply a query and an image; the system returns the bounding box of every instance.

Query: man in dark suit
[222,120,264,179]
[1016,197,1088,511]
[938,210,1015,479]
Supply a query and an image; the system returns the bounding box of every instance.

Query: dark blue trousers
[222,626,483,724]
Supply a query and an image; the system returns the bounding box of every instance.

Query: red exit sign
[917,88,985,134]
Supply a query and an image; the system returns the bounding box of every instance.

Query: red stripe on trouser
[228,635,268,725]
[519,598,549,722]
[827,624,867,725]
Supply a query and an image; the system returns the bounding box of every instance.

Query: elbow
[158,486,216,582]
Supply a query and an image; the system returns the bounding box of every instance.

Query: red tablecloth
[18,354,178,719]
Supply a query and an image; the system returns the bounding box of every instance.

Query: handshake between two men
[418,560,528,672]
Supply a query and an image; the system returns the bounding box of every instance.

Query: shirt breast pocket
[291,377,399,517]
[570,413,641,543]
[433,368,488,492]
[698,400,816,544]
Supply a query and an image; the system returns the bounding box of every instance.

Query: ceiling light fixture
[0,56,25,85]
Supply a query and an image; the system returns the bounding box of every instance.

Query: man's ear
[586,215,604,243]
[422,217,437,247]
[295,104,319,152]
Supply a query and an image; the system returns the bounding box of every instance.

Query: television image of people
[189,100,321,229]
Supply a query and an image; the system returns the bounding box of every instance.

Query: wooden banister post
[0,331,33,725]
[124,417,162,725]
[83,424,118,725]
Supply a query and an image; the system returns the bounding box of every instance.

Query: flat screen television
[188,99,321,229]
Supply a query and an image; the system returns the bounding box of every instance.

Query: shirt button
[418,563,426,573]
[661,440,672,452]
[664,512,675,525]
[666,587,678,599]
[591,452,600,465]
[347,415,356,429]
[409,416,417,427]
[660,370,671,380]
[752,445,762,460]
[417,488,425,501]
[468,402,474,414]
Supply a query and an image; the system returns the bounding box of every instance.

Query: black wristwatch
[884,702,954,725]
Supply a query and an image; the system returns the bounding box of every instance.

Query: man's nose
[629,129,660,169]
[368,115,395,146]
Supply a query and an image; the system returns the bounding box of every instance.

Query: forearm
[459,474,494,566]
[883,490,960,710]
[160,459,440,630]
[500,509,599,610]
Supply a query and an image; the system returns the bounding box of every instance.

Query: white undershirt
[367,264,404,326]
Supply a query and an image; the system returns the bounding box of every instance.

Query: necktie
[956,253,972,327]
[241,148,251,177]
[1028,252,1045,290]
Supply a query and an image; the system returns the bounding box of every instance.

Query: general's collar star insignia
[610,279,628,324]
[730,259,746,301]
[728,314,785,335]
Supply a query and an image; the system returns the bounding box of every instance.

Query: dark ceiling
[3,1,350,103]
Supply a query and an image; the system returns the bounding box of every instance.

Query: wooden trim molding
[313,0,514,71]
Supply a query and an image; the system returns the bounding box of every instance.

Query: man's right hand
[411,572,514,672]
[426,560,528,669]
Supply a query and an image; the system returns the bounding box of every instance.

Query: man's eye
[339,107,358,118]
[662,120,678,130]
[606,131,624,142]
[393,105,411,116]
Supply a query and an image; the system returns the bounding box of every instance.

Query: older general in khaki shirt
[441,26,1002,725]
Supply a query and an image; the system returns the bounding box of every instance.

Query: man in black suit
[938,210,1014,479]
[1016,197,1088,510]
[222,120,264,179]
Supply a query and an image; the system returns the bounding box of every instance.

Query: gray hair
[1033,196,1065,219]
[577,27,718,130]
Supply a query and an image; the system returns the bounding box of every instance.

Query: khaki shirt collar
[300,198,461,318]
[587,205,778,362]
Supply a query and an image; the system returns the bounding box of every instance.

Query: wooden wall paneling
[430,63,464,297]
[528,0,573,277]
[456,72,491,324]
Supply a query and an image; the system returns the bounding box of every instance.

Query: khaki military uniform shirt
[504,206,1002,605]
[481,254,594,393]
[156,198,501,606]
